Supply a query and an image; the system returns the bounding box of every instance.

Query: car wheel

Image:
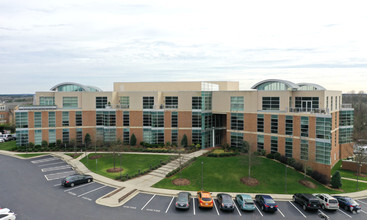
[87,178,91,183]
[261,205,264,211]
[303,204,307,211]
[70,183,75,187]
[322,204,325,210]
[292,197,295,202]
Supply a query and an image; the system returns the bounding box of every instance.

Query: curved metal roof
[251,79,300,90]
[297,83,326,90]
[50,82,102,92]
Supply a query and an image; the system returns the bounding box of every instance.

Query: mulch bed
[240,177,259,186]
[172,178,191,186]
[89,155,103,159]
[106,168,123,173]
[299,179,317,189]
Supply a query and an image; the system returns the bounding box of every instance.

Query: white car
[313,194,339,210]
[0,138,4,143]
[0,208,16,220]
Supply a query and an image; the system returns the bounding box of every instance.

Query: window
[331,97,333,111]
[16,130,28,146]
[165,96,178,109]
[285,116,293,135]
[192,130,201,145]
[119,96,129,109]
[257,135,264,151]
[316,141,331,165]
[62,112,69,126]
[152,112,164,128]
[35,130,42,146]
[34,112,42,128]
[171,130,178,144]
[339,127,353,144]
[15,112,28,128]
[230,96,244,111]
[171,112,178,127]
[96,97,108,109]
[96,111,116,126]
[285,138,292,158]
[257,114,264,132]
[143,97,154,109]
[289,97,292,108]
[96,128,104,142]
[62,129,69,143]
[271,115,278,133]
[63,97,78,108]
[201,91,212,111]
[335,96,338,110]
[192,112,202,128]
[104,128,116,143]
[301,117,309,137]
[192,97,202,110]
[143,129,152,143]
[152,129,164,144]
[123,128,130,144]
[48,112,55,127]
[262,97,280,110]
[339,110,354,126]
[300,140,308,160]
[49,129,56,144]
[123,111,129,126]
[231,132,243,148]
[295,97,319,110]
[326,97,329,110]
[271,136,278,153]
[76,111,82,126]
[231,113,244,130]
[316,117,331,139]
[203,113,212,129]
[143,112,151,126]
[39,97,55,106]
[76,128,83,145]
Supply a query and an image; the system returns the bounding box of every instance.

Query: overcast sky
[1,0,367,94]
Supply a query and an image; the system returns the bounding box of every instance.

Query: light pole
[201,161,204,191]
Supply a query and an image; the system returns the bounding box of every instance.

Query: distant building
[15,80,354,177]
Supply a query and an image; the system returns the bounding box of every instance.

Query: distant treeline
[343,94,367,140]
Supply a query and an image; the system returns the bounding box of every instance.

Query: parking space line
[41,165,71,172]
[338,209,353,218]
[44,171,75,181]
[165,196,174,213]
[361,210,367,214]
[233,199,242,216]
[31,157,59,164]
[278,208,285,217]
[141,194,156,210]
[77,185,106,197]
[82,197,92,201]
[357,200,367,205]
[38,162,65,167]
[193,198,196,215]
[318,210,329,219]
[213,200,220,215]
[64,182,94,192]
[68,192,76,196]
[54,183,61,186]
[289,201,307,218]
[254,203,263,217]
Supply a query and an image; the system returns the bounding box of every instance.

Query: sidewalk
[2,149,367,207]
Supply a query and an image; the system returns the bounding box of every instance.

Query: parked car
[61,174,93,187]
[3,134,14,141]
[175,192,191,210]
[293,193,320,211]
[255,195,278,212]
[0,208,16,220]
[235,194,256,211]
[333,196,361,212]
[197,191,213,208]
[313,193,339,210]
[217,193,235,212]
[0,137,4,143]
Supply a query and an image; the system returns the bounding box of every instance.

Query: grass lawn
[154,156,366,194]
[331,160,367,182]
[16,153,47,158]
[0,141,16,151]
[81,153,173,179]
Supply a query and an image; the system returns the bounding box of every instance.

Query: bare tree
[354,140,367,190]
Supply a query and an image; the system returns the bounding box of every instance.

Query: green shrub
[266,153,275,159]
[273,152,281,161]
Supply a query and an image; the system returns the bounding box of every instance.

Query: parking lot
[30,155,116,204]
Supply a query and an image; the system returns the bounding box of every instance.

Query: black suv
[293,193,320,211]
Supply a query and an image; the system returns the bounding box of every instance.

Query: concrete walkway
[2,149,367,207]
[342,177,367,183]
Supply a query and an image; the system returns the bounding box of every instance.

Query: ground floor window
[300,139,308,160]
[271,136,278,153]
[171,130,178,144]
[316,141,331,165]
[257,135,264,151]
[230,132,243,148]
[16,130,28,146]
[285,138,292,158]
[192,130,201,145]
[62,129,69,144]
[49,129,56,144]
[123,129,130,144]
[35,130,42,146]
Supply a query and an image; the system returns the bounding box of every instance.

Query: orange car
[197,191,214,208]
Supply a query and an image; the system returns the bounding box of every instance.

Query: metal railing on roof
[18,105,57,110]
[288,107,329,114]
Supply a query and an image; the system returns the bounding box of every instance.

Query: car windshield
[202,198,212,202]
[265,199,275,204]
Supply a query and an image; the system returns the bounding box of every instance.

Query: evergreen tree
[331,171,342,188]
[181,134,188,148]
[130,133,137,146]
